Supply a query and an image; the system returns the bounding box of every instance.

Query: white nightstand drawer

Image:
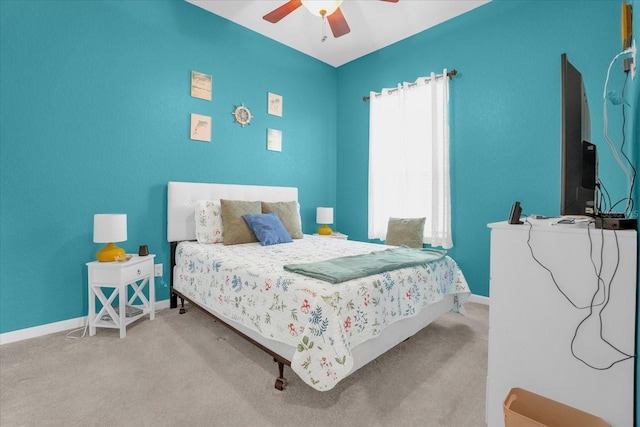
[90,257,152,285]
[120,261,152,283]
[90,268,115,285]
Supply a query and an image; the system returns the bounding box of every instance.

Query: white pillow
[195,200,223,244]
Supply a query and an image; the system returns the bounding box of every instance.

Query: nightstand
[86,254,155,338]
[314,232,348,240]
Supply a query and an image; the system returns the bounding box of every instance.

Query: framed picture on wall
[191,71,212,101]
[267,128,282,152]
[190,113,211,142]
[268,92,282,117]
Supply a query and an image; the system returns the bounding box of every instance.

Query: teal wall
[1,0,639,422]
[0,0,337,333]
[336,0,630,298]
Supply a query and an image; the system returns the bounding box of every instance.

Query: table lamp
[94,214,127,262]
[316,207,334,235]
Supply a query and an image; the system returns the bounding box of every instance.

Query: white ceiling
[185,0,490,67]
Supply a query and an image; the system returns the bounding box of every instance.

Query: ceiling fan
[263,0,399,39]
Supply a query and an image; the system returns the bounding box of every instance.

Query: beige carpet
[1,302,488,427]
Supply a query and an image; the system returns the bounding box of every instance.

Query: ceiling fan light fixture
[301,0,343,17]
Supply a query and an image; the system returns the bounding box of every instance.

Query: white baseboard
[0,299,172,346]
[468,294,489,305]
[1,294,489,345]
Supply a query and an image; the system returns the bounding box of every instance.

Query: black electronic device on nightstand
[508,201,523,225]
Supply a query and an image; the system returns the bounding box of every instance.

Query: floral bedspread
[174,235,470,391]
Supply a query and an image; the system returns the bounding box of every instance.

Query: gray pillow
[385,217,425,248]
[220,199,262,245]
[261,201,303,239]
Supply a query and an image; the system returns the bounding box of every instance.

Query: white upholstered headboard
[167,181,299,242]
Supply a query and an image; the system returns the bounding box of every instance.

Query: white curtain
[368,70,452,248]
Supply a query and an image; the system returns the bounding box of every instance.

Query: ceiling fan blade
[263,0,302,23]
[327,7,350,38]
[380,0,399,2]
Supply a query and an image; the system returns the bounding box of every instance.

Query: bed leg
[179,297,186,314]
[274,359,287,390]
[170,241,178,310]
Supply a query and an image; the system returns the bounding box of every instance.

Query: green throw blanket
[283,247,447,284]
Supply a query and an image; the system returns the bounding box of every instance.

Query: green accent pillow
[220,199,262,245]
[385,217,426,248]
[261,201,303,239]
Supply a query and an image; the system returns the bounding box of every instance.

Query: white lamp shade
[316,207,334,225]
[93,214,127,243]
[301,0,343,17]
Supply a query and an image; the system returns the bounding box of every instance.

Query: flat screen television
[561,53,597,216]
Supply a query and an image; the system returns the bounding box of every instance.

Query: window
[368,71,452,249]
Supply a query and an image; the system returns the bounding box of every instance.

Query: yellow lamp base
[317,224,333,235]
[96,242,126,262]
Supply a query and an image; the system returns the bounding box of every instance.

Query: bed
[167,181,471,391]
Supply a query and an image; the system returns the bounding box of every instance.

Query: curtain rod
[362,69,458,102]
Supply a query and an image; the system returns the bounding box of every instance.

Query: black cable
[525,218,634,370]
[587,220,606,304]
[570,227,634,369]
[597,180,613,213]
[610,197,632,211]
[596,184,606,214]
[596,229,632,356]
[525,219,603,309]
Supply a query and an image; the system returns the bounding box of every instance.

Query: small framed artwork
[268,92,283,117]
[190,113,211,142]
[267,128,282,152]
[191,71,212,101]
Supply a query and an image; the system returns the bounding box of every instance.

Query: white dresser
[486,220,636,427]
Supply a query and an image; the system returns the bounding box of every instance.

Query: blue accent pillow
[242,212,293,246]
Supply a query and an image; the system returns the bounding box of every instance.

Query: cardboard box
[503,388,610,427]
